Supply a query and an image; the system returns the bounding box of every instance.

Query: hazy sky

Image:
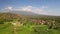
[0,0,60,16]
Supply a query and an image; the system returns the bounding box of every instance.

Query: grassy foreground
[0,23,60,34]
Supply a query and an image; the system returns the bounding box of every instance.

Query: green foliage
[0,13,60,34]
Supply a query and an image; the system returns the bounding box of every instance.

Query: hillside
[0,13,60,34]
[0,13,26,24]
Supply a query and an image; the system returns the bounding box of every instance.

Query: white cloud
[13,6,46,14]
[13,6,32,11]
[7,7,13,10]
[1,6,60,16]
[1,6,49,15]
[1,6,13,11]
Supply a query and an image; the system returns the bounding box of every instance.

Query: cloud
[14,6,32,11]
[1,6,60,16]
[1,6,49,15]
[7,7,13,10]
[1,6,13,11]
[13,5,47,14]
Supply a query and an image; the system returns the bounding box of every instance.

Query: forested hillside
[0,13,60,34]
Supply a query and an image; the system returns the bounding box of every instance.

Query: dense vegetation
[0,13,60,34]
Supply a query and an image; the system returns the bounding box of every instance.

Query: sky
[0,0,60,16]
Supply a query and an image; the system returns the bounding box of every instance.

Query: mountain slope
[9,11,40,16]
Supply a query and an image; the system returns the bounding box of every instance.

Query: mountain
[1,11,60,17]
[9,11,40,16]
